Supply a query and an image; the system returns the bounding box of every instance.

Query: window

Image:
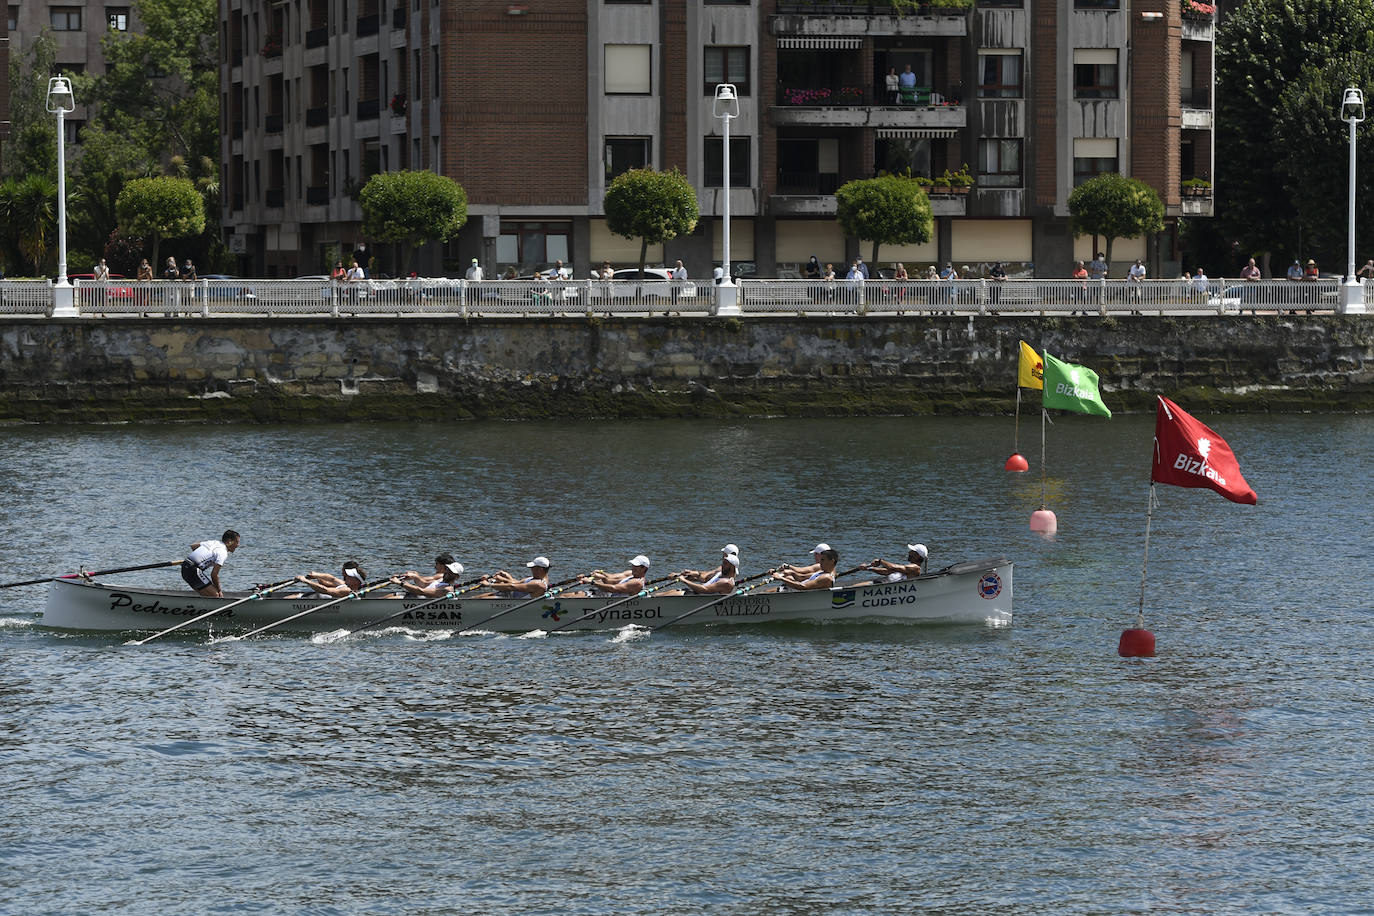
[431,47,440,98]
[497,221,571,271]
[978,52,1022,99]
[1073,138,1118,185]
[1075,0,1119,7]
[704,137,750,188]
[979,139,1022,187]
[605,44,652,95]
[8,7,17,31]
[705,0,751,5]
[605,137,652,181]
[704,46,750,96]
[107,6,129,30]
[1073,50,1118,99]
[50,6,82,30]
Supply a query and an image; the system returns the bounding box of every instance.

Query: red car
[68,273,137,300]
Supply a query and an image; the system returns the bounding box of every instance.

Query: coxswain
[181,530,239,598]
[475,556,551,598]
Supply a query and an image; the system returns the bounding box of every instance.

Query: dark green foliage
[835,175,934,264]
[359,171,468,274]
[604,169,699,273]
[1067,173,1164,266]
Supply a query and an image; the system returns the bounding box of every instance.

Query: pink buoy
[1004,453,1029,472]
[1118,628,1156,658]
[1029,508,1057,534]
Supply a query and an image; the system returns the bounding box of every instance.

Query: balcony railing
[306,106,329,127]
[356,13,379,36]
[777,171,843,195]
[356,98,380,121]
[774,1,971,13]
[265,188,285,208]
[1181,86,1211,108]
[778,85,956,106]
[306,186,329,205]
[305,26,328,48]
[265,113,284,133]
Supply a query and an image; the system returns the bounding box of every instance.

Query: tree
[1217,0,1374,269]
[1067,173,1164,267]
[604,168,699,274]
[359,170,468,275]
[835,175,934,264]
[116,176,205,267]
[3,32,60,183]
[0,175,59,275]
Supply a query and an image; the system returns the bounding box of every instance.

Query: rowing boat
[41,557,1013,634]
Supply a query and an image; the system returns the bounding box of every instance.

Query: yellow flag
[1018,340,1044,390]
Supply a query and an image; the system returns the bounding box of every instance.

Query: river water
[0,415,1370,914]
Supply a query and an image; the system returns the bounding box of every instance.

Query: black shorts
[181,559,211,590]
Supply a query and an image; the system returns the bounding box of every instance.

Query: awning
[876,128,958,139]
[777,37,863,49]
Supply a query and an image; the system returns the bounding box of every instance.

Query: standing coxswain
[181,530,240,598]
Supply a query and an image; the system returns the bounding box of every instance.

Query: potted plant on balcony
[390,93,408,116]
[261,35,282,57]
[1183,0,1215,18]
[929,176,953,196]
[1182,178,1213,197]
[940,164,975,194]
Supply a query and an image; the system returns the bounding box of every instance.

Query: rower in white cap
[771,546,838,591]
[673,543,741,584]
[289,561,368,598]
[570,555,650,597]
[476,555,551,598]
[665,552,738,596]
[867,543,928,583]
[389,553,464,598]
[776,542,831,579]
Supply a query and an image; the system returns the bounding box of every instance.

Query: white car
[608,268,697,299]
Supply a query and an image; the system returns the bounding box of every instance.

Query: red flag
[1151,396,1257,504]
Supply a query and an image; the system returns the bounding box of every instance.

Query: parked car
[202,274,257,301]
[608,268,698,299]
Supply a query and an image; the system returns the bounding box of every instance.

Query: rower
[475,556,551,598]
[664,553,738,596]
[775,542,830,579]
[388,554,463,598]
[771,547,838,591]
[181,529,240,598]
[865,544,928,584]
[676,543,740,582]
[570,555,650,597]
[289,562,367,598]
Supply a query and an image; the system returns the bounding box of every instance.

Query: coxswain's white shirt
[188,540,229,571]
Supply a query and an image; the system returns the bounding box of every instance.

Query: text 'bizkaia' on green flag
[1041,352,1112,417]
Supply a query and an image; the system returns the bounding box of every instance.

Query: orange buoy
[1029,508,1057,534]
[1118,628,1156,657]
[1004,452,1029,472]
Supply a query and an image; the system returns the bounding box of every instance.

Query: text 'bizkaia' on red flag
[1151,396,1258,505]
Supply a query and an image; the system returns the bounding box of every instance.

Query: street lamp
[46,76,78,317]
[1340,87,1367,314]
[713,83,741,316]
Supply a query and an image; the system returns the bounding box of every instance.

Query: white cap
[722,543,739,555]
[471,258,478,264]
[444,561,463,575]
[526,556,550,569]
[343,566,361,580]
[630,555,651,569]
[908,544,928,559]
[723,553,740,569]
[812,543,831,554]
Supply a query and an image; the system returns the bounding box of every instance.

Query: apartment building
[221,0,1214,278]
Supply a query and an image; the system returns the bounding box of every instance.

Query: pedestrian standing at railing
[1358,259,1374,281]
[137,259,153,281]
[1191,267,1209,299]
[163,256,181,316]
[1089,252,1108,281]
[1128,258,1146,311]
[1286,259,1303,281]
[93,259,110,282]
[989,261,1007,308]
[1240,257,1260,280]
[1071,260,1088,314]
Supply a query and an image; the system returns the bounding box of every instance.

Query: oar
[448,573,590,636]
[227,579,395,640]
[128,576,299,645]
[541,573,681,634]
[654,564,868,632]
[340,571,538,637]
[1,559,180,589]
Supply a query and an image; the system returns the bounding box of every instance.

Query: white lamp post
[713,83,741,316]
[47,76,78,317]
[1340,87,1367,314]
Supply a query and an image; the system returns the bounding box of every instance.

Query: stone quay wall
[0,316,1371,424]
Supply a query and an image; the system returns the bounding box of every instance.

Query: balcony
[306,26,328,49]
[356,13,379,36]
[1181,15,1214,40]
[772,86,966,129]
[925,190,969,216]
[265,113,284,133]
[265,188,285,208]
[356,98,380,121]
[1181,86,1213,129]
[1180,86,1210,108]
[773,1,969,37]
[306,106,329,127]
[306,186,329,206]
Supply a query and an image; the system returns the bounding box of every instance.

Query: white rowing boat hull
[42,558,1013,635]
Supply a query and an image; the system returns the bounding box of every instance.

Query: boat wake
[610,624,649,644]
[0,616,36,629]
[518,628,547,639]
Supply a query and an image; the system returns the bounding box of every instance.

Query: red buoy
[1004,452,1029,472]
[1029,508,1057,534]
[1118,628,1156,657]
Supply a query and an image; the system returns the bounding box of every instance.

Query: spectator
[989,261,1007,310]
[1071,260,1088,313]
[856,257,869,280]
[1088,252,1108,281]
[93,259,110,281]
[1192,267,1209,299]
[671,259,687,311]
[136,259,153,282]
[899,64,917,103]
[892,262,909,308]
[1358,259,1374,280]
[1286,260,1303,281]
[885,68,900,105]
[1303,258,1319,280]
[465,257,483,310]
[938,262,959,312]
[1128,258,1146,310]
[1240,257,1261,281]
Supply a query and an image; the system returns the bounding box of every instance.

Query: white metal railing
[0,277,1356,317]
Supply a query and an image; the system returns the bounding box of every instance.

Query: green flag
[1041,352,1112,417]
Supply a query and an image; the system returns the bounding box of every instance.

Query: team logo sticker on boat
[540,600,565,622]
[978,573,1002,599]
[831,590,856,609]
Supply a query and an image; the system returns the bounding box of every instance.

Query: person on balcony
[899,65,917,105]
[886,68,900,105]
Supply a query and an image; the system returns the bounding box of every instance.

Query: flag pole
[1136,483,1156,630]
[1120,483,1158,657]
[1029,406,1057,532]
[1014,387,1021,452]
